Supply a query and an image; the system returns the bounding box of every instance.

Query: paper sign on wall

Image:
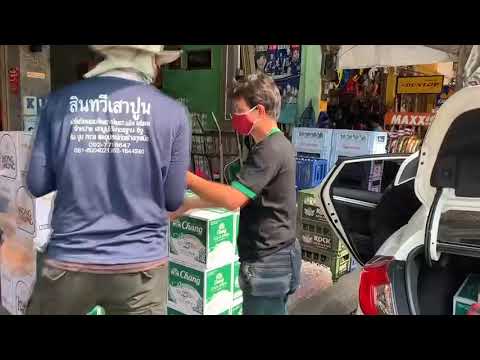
[23,96,37,116]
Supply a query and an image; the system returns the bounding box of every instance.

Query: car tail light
[358,256,396,315]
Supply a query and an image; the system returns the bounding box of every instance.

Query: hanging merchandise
[384,111,433,154]
[334,69,344,89]
[255,45,302,123]
[345,72,357,94]
[317,112,331,128]
[298,100,317,128]
[436,85,455,108]
[388,128,423,154]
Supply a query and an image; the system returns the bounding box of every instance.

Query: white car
[319,86,480,315]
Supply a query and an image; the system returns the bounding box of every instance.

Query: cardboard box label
[169,210,235,268]
[302,204,326,222]
[16,186,35,236]
[168,261,233,315]
[0,134,18,180]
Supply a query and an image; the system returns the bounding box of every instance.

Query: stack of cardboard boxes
[292,127,388,171]
[167,194,242,315]
[0,132,54,315]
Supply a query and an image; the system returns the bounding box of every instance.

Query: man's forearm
[184,197,217,211]
[187,172,248,211]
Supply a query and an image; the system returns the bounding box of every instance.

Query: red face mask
[232,106,257,135]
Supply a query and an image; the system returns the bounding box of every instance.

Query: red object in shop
[195,168,209,180]
[467,303,480,315]
[8,67,20,95]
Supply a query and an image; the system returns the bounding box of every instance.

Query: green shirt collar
[266,127,282,137]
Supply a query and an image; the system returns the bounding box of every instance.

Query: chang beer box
[0,132,32,181]
[453,274,480,315]
[170,208,236,269]
[330,130,387,166]
[167,302,231,315]
[168,260,233,315]
[231,297,243,315]
[232,259,242,300]
[233,210,240,257]
[167,304,186,315]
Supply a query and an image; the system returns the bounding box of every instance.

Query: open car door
[319,154,420,266]
[415,86,480,266]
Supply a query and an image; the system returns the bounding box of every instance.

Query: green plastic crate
[298,218,347,253]
[87,306,106,315]
[301,245,351,282]
[453,274,480,315]
[297,188,322,221]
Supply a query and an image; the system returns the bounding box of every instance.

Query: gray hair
[231,72,282,120]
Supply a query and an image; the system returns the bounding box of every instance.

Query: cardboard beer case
[167,260,233,315]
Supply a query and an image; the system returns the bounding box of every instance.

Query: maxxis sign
[384,112,435,127]
[396,75,444,94]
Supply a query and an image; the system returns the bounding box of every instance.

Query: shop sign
[384,112,435,127]
[8,67,20,95]
[26,71,46,80]
[396,75,444,94]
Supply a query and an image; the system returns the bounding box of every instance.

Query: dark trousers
[239,240,302,315]
[27,256,168,315]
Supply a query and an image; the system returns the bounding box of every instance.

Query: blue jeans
[239,240,302,315]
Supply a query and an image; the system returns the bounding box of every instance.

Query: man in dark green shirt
[171,73,301,315]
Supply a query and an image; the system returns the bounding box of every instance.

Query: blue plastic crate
[295,156,328,190]
[350,257,360,271]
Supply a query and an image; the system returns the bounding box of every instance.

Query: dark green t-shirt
[232,129,297,261]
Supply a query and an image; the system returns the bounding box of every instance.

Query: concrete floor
[289,267,360,315]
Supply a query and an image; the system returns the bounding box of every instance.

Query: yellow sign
[319,100,328,113]
[26,72,46,80]
[396,76,444,94]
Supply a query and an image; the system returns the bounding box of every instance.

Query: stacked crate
[297,188,351,282]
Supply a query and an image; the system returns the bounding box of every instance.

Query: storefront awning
[337,45,459,69]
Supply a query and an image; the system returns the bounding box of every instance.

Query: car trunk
[406,246,480,315]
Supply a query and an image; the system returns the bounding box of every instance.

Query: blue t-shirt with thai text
[27,76,190,265]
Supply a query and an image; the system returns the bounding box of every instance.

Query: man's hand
[169,202,192,221]
[168,196,219,220]
[186,171,250,211]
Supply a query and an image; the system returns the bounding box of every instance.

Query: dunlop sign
[396,76,444,94]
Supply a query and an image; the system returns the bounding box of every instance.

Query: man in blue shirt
[26,45,190,315]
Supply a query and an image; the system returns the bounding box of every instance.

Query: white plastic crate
[330,130,388,166]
